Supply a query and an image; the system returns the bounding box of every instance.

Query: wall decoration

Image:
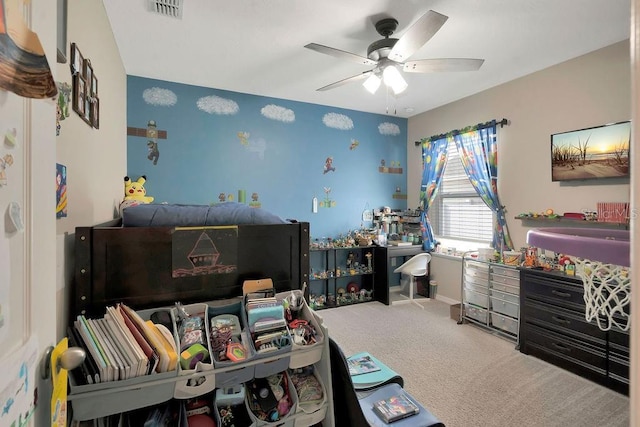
[320,187,336,208]
[55,82,71,136]
[551,120,630,182]
[378,159,403,174]
[56,163,67,218]
[126,75,408,239]
[127,120,166,165]
[0,154,14,187]
[73,74,86,118]
[323,157,335,174]
[69,43,99,127]
[0,0,57,99]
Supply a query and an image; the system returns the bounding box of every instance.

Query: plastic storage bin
[464,288,489,309]
[68,307,179,420]
[463,303,488,323]
[208,300,256,388]
[246,371,298,426]
[242,293,292,375]
[172,303,216,398]
[290,365,328,427]
[490,295,519,318]
[491,312,519,335]
[276,289,325,369]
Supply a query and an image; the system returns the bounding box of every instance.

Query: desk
[373,245,426,305]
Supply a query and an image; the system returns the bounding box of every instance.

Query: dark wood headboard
[72,220,310,320]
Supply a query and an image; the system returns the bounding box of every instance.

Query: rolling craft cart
[458,252,521,346]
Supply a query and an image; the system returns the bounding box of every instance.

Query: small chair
[393,253,432,308]
[329,338,445,427]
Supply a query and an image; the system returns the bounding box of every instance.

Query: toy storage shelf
[309,246,376,310]
[67,303,335,426]
[459,257,521,346]
[515,216,629,230]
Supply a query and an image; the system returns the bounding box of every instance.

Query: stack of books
[68,303,178,384]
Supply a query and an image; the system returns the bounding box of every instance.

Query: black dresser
[519,268,629,395]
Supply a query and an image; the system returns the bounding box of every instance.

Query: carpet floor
[317,299,630,427]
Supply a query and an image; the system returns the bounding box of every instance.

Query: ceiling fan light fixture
[363,74,382,94]
[383,65,408,95]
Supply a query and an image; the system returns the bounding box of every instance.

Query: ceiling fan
[304,10,484,95]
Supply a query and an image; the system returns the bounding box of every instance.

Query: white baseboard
[435,294,460,305]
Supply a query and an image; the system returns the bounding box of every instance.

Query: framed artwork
[84,59,93,88]
[73,75,86,118]
[69,43,99,127]
[90,73,98,97]
[70,43,83,75]
[56,163,67,218]
[90,98,99,129]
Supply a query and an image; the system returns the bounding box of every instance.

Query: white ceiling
[102,0,631,119]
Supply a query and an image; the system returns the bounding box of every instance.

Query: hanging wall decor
[70,43,99,128]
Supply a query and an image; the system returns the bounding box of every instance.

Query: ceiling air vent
[148,0,183,19]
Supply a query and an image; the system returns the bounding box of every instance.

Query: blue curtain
[419,136,449,250]
[452,121,514,250]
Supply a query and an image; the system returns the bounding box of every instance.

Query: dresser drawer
[464,288,489,308]
[490,295,519,318]
[464,274,488,291]
[609,353,629,380]
[522,300,606,345]
[490,273,520,288]
[490,265,520,279]
[490,312,518,335]
[465,262,489,280]
[464,303,488,323]
[522,324,607,375]
[522,272,584,311]
[491,282,519,295]
[464,280,489,294]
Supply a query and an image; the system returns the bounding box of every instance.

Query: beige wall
[55,0,127,337]
[408,40,631,300]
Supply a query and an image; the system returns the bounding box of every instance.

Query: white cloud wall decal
[142,87,177,106]
[197,95,239,115]
[323,112,353,130]
[261,104,295,123]
[378,122,401,136]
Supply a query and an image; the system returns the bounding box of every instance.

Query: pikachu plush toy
[119,175,154,216]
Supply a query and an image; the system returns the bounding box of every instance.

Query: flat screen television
[551,120,631,182]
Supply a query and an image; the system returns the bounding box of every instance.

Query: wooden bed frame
[72,219,310,320]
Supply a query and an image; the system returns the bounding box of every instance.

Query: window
[428,141,493,244]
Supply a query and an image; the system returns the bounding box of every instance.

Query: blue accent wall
[126,75,408,239]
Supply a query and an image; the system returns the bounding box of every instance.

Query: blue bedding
[121,203,289,227]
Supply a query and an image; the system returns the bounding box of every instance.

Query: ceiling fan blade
[305,43,378,66]
[403,58,485,73]
[388,10,448,63]
[317,71,373,91]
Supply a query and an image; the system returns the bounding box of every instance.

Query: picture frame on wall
[91,73,98,97]
[73,75,86,118]
[90,98,99,129]
[70,43,83,75]
[84,59,93,88]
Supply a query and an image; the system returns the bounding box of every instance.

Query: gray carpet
[317,299,630,427]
